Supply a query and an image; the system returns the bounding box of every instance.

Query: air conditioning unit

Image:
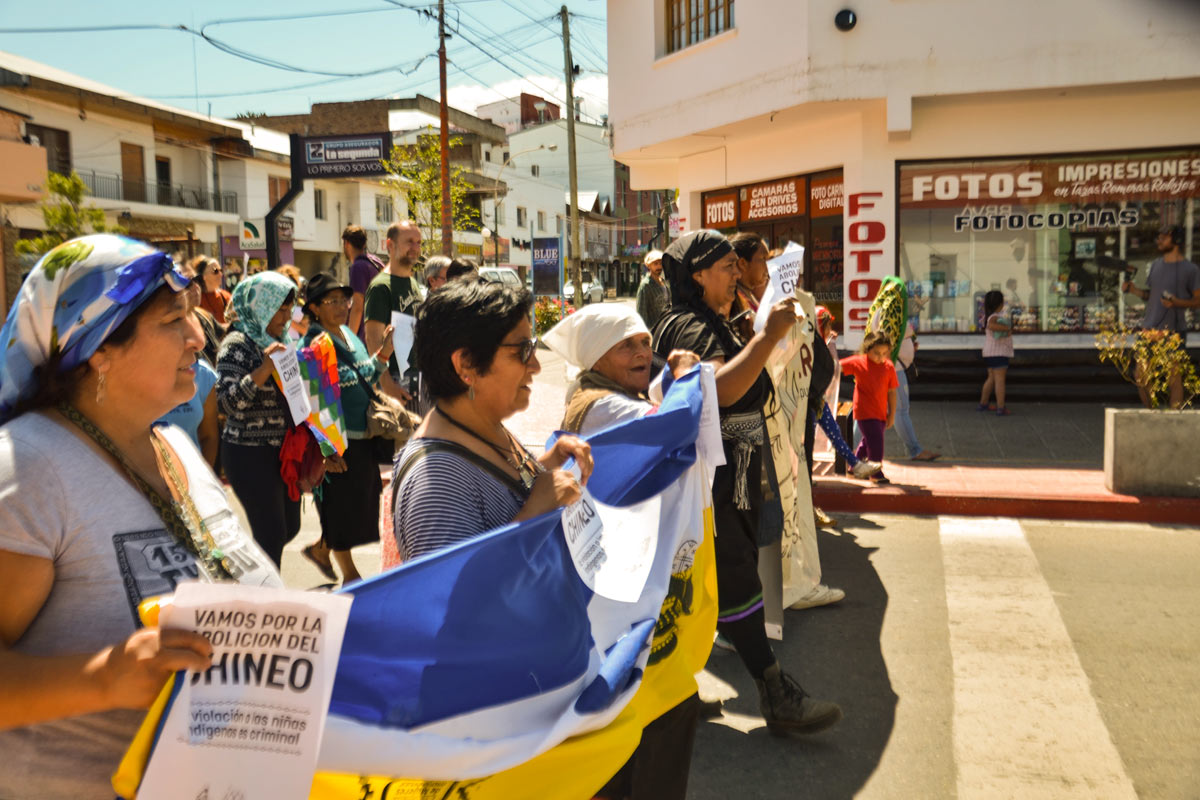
[366,229,382,254]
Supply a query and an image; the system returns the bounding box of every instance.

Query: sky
[0,0,609,123]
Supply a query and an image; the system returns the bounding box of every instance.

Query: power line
[454,9,608,116]
[121,74,389,101]
[447,13,608,123]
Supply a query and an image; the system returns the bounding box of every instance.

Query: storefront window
[809,173,844,324]
[899,149,1198,334]
[702,171,845,315]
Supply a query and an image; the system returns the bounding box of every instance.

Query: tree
[380,128,480,256]
[15,171,122,259]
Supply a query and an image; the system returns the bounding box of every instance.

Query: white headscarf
[543,304,651,374]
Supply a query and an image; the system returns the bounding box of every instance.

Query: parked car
[563,273,605,304]
[478,267,523,289]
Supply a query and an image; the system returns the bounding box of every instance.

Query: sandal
[302,544,337,581]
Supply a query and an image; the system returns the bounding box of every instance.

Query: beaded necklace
[58,404,235,581]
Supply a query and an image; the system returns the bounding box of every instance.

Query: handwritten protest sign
[754,241,805,334]
[136,584,351,800]
[270,344,312,426]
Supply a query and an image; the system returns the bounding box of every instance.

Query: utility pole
[561,5,583,307]
[438,0,452,256]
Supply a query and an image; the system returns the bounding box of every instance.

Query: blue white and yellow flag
[115,371,716,800]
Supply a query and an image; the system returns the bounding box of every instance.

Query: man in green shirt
[635,249,670,331]
[365,220,425,400]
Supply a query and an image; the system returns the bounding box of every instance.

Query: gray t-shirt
[1142,257,1199,333]
[0,413,280,799]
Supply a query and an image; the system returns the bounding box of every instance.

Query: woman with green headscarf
[216,270,300,565]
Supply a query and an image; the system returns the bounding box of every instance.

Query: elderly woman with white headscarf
[546,304,700,435]
[544,303,701,800]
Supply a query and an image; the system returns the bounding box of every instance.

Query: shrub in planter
[1095,323,1200,409]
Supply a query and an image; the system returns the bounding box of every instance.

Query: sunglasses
[498,336,538,364]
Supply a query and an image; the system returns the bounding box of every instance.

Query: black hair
[416,277,532,400]
[445,259,478,282]
[342,224,367,250]
[9,284,175,418]
[983,289,1005,318]
[303,289,350,322]
[729,231,765,263]
[1162,225,1185,248]
[190,255,219,280]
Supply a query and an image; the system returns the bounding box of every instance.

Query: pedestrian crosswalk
[939,517,1137,799]
[688,514,1194,800]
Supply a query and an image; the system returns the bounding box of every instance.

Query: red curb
[813,464,1200,525]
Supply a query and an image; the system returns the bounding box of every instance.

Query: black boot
[754,662,842,736]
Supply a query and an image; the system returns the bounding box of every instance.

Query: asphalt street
[262,297,1200,799]
[687,513,1200,800]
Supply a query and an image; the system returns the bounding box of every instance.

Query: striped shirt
[393,438,527,561]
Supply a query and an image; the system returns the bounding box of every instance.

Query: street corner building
[607,0,1200,401]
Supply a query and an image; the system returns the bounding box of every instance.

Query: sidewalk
[814,400,1200,524]
[515,342,1198,524]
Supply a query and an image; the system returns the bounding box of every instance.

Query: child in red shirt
[839,331,899,483]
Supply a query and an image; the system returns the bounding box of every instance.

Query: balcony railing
[77,169,238,214]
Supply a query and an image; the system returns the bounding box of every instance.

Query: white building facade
[608,0,1200,357]
[0,50,241,300]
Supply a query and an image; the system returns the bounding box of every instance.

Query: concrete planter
[1104,408,1200,498]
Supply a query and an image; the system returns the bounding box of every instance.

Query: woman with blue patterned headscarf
[215,270,301,566]
[0,235,281,798]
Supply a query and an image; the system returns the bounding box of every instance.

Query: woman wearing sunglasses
[182,256,227,366]
[296,272,394,585]
[388,277,592,564]
[194,257,231,324]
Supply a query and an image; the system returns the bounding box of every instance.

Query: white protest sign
[754,241,805,334]
[561,465,659,603]
[696,363,726,486]
[137,583,352,800]
[270,344,312,426]
[390,311,416,375]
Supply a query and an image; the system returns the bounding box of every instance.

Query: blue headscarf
[228,271,297,350]
[0,234,189,423]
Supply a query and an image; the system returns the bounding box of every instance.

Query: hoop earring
[96,371,107,405]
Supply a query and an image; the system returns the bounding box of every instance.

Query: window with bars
[666,0,734,54]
